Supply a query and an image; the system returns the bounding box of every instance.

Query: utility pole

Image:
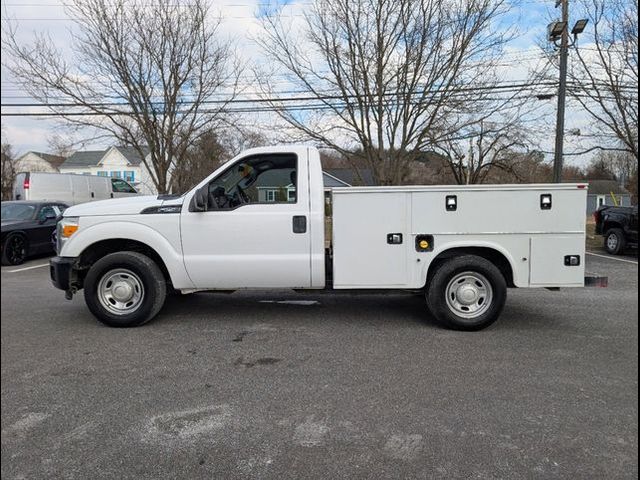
[553,0,570,183]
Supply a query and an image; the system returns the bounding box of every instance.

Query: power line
[3,79,636,109]
[0,81,559,109]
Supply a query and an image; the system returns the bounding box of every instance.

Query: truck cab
[180,146,326,289]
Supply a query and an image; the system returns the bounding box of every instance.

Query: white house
[16,151,65,173]
[59,146,163,195]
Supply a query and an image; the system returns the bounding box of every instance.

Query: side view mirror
[40,212,57,224]
[190,185,209,212]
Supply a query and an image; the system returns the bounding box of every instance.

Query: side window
[111,178,137,193]
[207,154,297,210]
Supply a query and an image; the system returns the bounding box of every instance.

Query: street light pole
[553,0,570,183]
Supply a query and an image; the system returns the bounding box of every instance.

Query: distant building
[59,146,163,195]
[322,171,352,188]
[586,179,632,215]
[324,168,375,186]
[16,152,65,173]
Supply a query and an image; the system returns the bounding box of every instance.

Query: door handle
[292,215,307,234]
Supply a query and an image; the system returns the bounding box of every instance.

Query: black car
[594,205,639,255]
[1,201,69,266]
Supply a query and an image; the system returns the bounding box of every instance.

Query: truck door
[180,149,312,289]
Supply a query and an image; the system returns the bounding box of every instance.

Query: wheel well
[603,221,622,234]
[426,247,515,288]
[2,230,29,248]
[77,239,172,285]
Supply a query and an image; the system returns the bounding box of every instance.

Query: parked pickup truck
[50,146,606,331]
[594,205,639,255]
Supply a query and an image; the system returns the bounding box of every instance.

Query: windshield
[1,203,36,221]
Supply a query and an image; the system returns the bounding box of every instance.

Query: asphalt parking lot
[1,252,638,479]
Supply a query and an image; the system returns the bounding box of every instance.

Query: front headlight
[57,217,79,254]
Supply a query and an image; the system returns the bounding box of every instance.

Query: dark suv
[594,205,639,255]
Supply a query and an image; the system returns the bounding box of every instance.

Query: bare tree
[585,155,617,180]
[569,0,638,159]
[258,0,523,185]
[1,139,17,201]
[3,0,240,194]
[46,134,76,159]
[172,130,229,194]
[595,150,638,184]
[439,120,534,184]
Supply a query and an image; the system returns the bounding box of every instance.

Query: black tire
[426,255,507,331]
[604,228,626,255]
[83,251,167,327]
[2,233,28,266]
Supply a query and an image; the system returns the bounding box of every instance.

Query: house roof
[323,171,351,187]
[61,146,149,168]
[23,151,66,168]
[61,150,107,167]
[325,168,375,186]
[587,179,630,195]
[112,146,148,166]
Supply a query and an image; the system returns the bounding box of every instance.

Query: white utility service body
[331,184,586,289]
[50,145,599,330]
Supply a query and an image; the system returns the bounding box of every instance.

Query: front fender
[61,220,194,289]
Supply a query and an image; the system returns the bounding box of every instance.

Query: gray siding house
[586,180,632,215]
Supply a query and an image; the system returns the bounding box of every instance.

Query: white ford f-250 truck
[50,145,606,331]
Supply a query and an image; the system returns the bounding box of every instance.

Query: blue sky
[0,0,602,166]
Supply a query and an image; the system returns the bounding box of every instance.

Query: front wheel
[426,255,507,331]
[83,251,167,327]
[2,233,28,266]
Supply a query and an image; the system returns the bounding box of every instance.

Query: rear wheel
[83,251,166,327]
[604,228,626,255]
[2,233,28,266]
[426,255,507,331]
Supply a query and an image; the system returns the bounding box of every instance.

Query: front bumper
[49,256,76,291]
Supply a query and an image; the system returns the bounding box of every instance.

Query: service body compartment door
[529,236,585,287]
[332,192,408,288]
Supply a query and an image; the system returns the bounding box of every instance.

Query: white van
[13,172,138,205]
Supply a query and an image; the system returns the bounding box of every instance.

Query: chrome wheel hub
[607,234,618,250]
[97,269,144,315]
[445,272,493,320]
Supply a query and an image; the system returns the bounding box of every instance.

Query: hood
[63,195,185,217]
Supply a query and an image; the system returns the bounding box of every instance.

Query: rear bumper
[49,256,76,291]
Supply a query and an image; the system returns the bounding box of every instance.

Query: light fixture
[571,19,589,35]
[548,21,567,41]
